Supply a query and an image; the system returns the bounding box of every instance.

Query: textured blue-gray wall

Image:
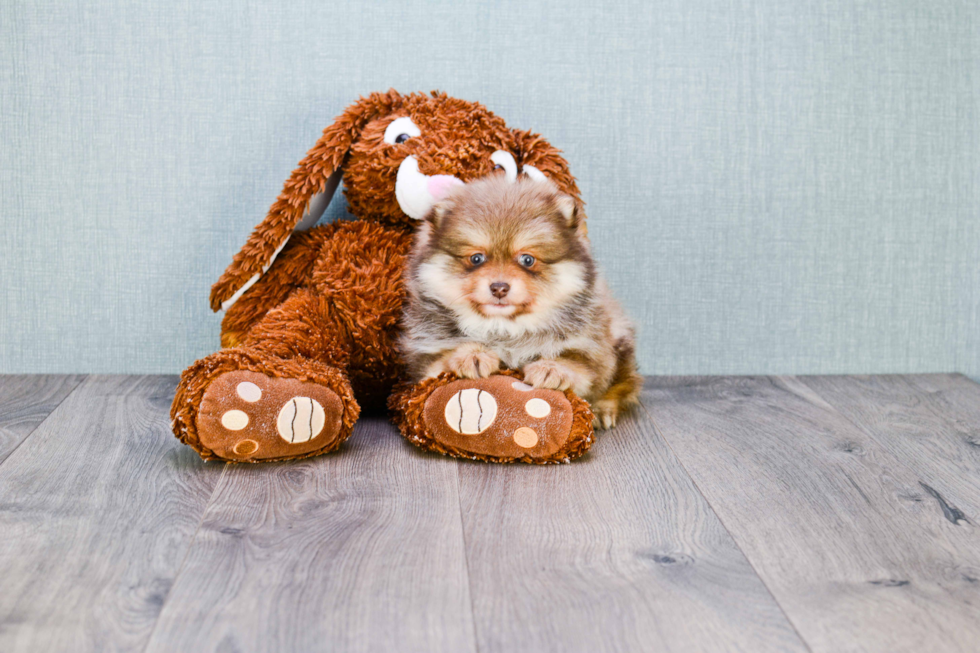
[2,0,978,375]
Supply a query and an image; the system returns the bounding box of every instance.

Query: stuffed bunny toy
[171,90,594,464]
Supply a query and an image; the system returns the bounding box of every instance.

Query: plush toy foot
[389,372,595,464]
[172,350,359,462]
[196,371,346,462]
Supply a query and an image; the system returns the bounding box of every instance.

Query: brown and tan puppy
[401,176,641,428]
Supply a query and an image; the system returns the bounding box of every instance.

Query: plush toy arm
[219,229,331,347]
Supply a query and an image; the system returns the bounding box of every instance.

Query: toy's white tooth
[395,156,429,219]
[522,164,547,182]
[491,150,518,182]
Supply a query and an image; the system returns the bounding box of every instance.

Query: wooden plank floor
[0,374,978,652]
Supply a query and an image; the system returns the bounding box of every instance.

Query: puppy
[399,175,641,428]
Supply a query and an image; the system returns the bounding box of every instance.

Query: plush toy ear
[209,90,403,312]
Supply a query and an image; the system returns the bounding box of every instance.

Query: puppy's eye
[493,164,503,172]
[518,254,535,268]
[469,253,486,266]
[383,116,421,145]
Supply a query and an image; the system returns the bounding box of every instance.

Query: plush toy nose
[490,282,510,299]
[427,175,464,200]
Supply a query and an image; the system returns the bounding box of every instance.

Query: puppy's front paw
[523,359,585,393]
[592,400,619,430]
[444,344,501,379]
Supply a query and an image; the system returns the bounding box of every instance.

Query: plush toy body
[171,90,595,463]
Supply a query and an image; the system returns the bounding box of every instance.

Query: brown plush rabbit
[171,90,594,464]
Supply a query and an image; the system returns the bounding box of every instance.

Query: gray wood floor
[1,374,978,652]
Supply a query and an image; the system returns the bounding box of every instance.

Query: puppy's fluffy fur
[400,175,641,428]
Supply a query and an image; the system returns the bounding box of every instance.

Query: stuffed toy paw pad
[390,373,595,464]
[197,371,345,462]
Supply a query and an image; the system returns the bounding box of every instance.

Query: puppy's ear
[512,128,588,239]
[554,193,588,238]
[424,198,454,230]
[555,193,576,226]
[209,90,404,312]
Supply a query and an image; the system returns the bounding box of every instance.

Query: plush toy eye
[518,254,535,268]
[469,253,486,266]
[384,116,421,145]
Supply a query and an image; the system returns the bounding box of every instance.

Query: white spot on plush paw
[221,410,249,431]
[236,381,262,402]
[524,398,552,418]
[444,388,497,435]
[276,397,326,443]
[512,426,538,448]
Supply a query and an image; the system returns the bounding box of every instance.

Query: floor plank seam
[636,391,816,653]
[454,462,482,653]
[798,377,976,527]
[139,461,230,653]
[0,374,87,469]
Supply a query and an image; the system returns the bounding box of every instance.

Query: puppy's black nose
[490,282,510,299]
